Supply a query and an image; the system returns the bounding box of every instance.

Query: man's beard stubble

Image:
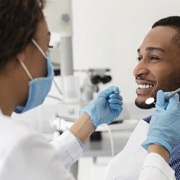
[135,99,155,109]
[135,72,180,109]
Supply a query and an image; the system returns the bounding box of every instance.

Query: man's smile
[135,79,155,95]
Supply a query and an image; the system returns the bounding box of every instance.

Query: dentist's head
[0,0,54,116]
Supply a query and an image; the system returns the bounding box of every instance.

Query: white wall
[44,0,180,118]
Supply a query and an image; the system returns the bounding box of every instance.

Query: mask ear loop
[17,57,33,80]
[32,39,46,58]
[17,39,46,81]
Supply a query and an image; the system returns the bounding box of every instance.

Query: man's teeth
[138,84,153,89]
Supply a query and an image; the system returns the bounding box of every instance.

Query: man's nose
[133,60,149,78]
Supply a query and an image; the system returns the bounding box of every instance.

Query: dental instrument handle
[165,87,180,101]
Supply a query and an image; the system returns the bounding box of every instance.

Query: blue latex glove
[142,90,180,153]
[80,86,123,129]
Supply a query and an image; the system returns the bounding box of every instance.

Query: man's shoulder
[143,116,151,123]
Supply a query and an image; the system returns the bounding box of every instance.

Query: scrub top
[0,112,176,180]
[0,113,83,180]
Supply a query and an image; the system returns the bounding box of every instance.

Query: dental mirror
[145,97,155,105]
[145,87,180,105]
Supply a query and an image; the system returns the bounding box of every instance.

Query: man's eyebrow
[137,47,165,53]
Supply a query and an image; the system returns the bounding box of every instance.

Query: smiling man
[134,25,180,110]
[104,16,180,180]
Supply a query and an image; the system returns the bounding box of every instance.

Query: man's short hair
[152,16,180,48]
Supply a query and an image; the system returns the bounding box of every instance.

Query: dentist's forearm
[70,112,94,144]
[148,144,169,162]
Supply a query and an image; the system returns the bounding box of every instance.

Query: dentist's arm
[140,90,180,180]
[70,113,94,144]
[148,144,169,162]
[51,86,123,168]
[70,86,123,143]
[142,90,180,157]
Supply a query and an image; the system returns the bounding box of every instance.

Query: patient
[104,16,180,180]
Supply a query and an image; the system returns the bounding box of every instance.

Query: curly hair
[0,0,45,68]
[152,16,180,48]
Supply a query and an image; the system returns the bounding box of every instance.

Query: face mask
[14,39,54,114]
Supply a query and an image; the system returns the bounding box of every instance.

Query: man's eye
[150,56,159,60]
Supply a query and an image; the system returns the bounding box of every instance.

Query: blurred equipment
[44,0,73,76]
[81,68,112,102]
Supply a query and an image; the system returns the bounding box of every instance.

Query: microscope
[81,68,112,103]
[79,68,112,141]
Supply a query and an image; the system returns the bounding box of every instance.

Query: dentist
[0,0,122,179]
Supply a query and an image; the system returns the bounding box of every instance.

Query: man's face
[133,26,180,109]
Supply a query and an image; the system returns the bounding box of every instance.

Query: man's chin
[135,100,155,109]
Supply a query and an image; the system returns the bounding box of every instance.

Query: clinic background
[13,0,180,130]
[12,0,180,129]
[11,1,180,179]
[42,0,180,119]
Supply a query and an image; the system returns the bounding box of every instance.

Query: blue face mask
[14,39,54,114]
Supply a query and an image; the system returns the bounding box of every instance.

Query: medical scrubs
[0,112,176,180]
[0,113,83,180]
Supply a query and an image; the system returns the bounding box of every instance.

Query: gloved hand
[80,86,123,129]
[142,90,180,153]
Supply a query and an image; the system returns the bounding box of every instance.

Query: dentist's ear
[16,39,36,64]
[17,55,33,81]
[16,50,26,63]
